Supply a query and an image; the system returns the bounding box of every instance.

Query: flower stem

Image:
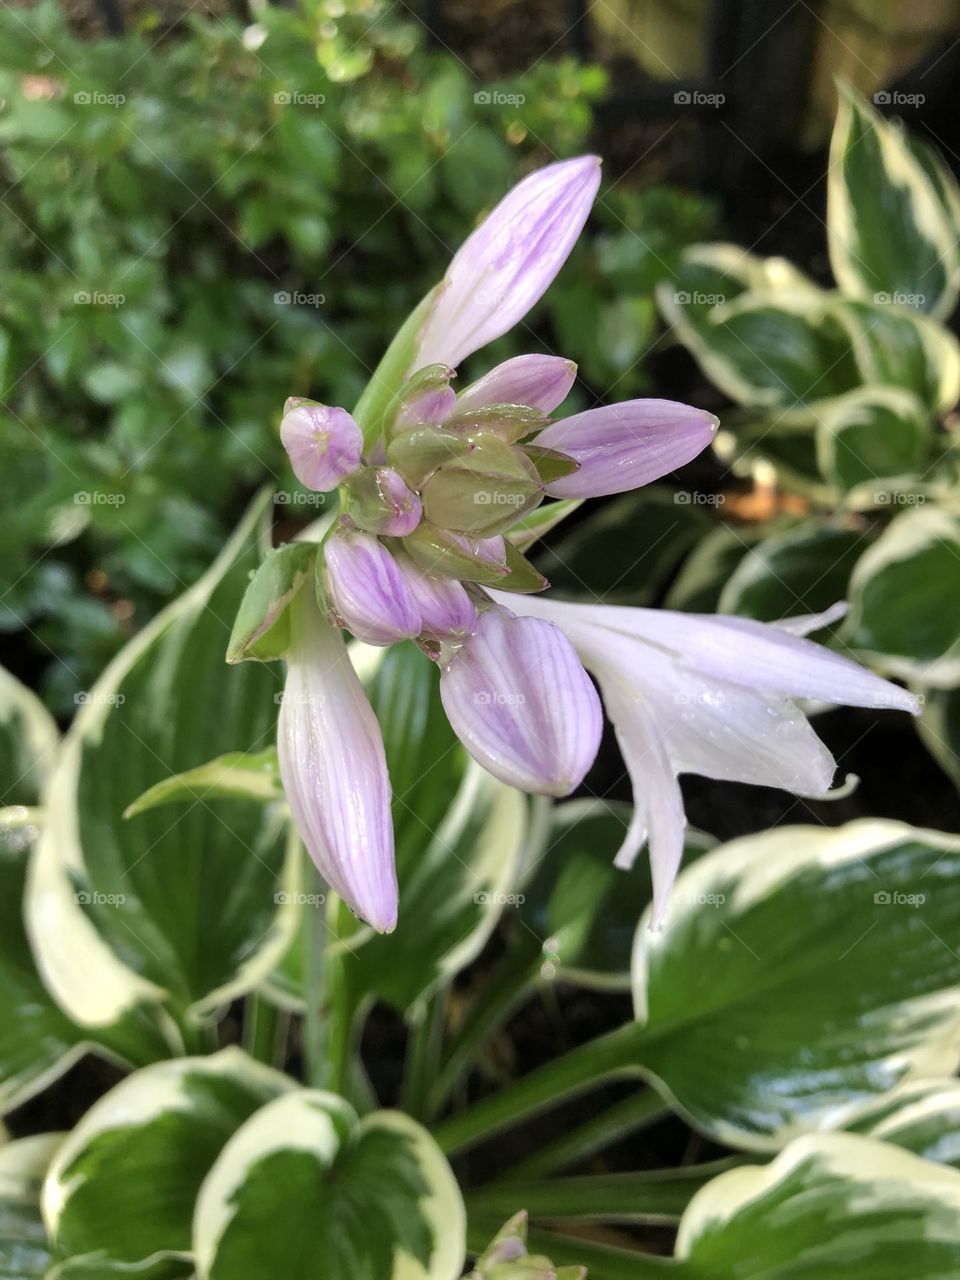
[496,1088,670,1182]
[243,992,280,1067]
[401,991,446,1120]
[434,1021,646,1156]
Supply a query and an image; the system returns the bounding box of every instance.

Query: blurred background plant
[0,0,716,711]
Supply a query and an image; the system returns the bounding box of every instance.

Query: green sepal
[519,444,580,484]
[226,541,317,664]
[403,522,510,585]
[447,403,549,443]
[496,540,549,594]
[387,427,473,489]
[123,748,281,819]
[384,363,455,435]
[421,437,543,537]
[351,289,439,446]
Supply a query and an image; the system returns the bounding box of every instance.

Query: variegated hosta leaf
[827,86,960,321]
[657,249,858,417]
[192,1091,465,1280]
[46,1256,193,1279]
[43,1049,292,1265]
[846,506,960,686]
[918,686,960,789]
[677,1133,960,1277]
[0,1133,62,1279]
[843,1079,960,1169]
[717,520,862,623]
[832,298,960,413]
[813,385,931,498]
[0,663,59,810]
[26,493,299,1033]
[632,820,960,1150]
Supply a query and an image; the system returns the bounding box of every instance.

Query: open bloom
[270,153,917,932]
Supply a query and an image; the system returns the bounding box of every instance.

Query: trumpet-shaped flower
[261,152,917,932]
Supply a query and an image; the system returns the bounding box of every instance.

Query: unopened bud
[388,364,457,432]
[343,466,422,536]
[447,403,550,444]
[421,436,543,536]
[403,522,509,584]
[280,399,363,491]
[387,426,473,489]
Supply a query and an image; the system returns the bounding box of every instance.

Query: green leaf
[123,748,281,819]
[26,493,298,1031]
[0,664,59,808]
[633,820,960,1150]
[917,686,960,789]
[226,541,317,664]
[846,1079,960,1169]
[833,299,960,413]
[718,521,864,622]
[536,487,709,604]
[193,1092,465,1280]
[517,800,715,990]
[0,1134,61,1279]
[846,506,960,685]
[44,1049,293,1264]
[827,86,960,319]
[814,386,930,496]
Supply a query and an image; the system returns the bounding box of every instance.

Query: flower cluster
[270,155,918,934]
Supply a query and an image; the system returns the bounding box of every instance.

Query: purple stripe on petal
[280,402,364,492]
[415,156,601,369]
[324,530,421,646]
[278,594,397,932]
[535,400,718,498]
[440,607,602,796]
[455,355,578,415]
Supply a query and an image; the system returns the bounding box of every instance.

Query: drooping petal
[415,156,602,369]
[277,594,397,931]
[280,400,364,491]
[324,530,421,646]
[534,400,718,498]
[455,355,577,415]
[396,556,478,639]
[439,608,602,796]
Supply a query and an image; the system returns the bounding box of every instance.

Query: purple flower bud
[280,400,364,492]
[344,467,423,537]
[324,529,421,646]
[277,593,397,932]
[455,355,577,415]
[415,156,601,369]
[396,556,478,639]
[393,366,458,430]
[534,400,719,498]
[440,608,602,796]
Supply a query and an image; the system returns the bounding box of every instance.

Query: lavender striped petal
[440,608,602,796]
[397,557,478,639]
[324,531,421,646]
[415,156,601,369]
[455,355,577,415]
[278,595,397,932]
[535,400,718,498]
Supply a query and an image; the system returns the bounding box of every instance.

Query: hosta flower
[270,153,917,932]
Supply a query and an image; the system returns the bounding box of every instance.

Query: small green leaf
[226,541,317,664]
[123,748,281,819]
